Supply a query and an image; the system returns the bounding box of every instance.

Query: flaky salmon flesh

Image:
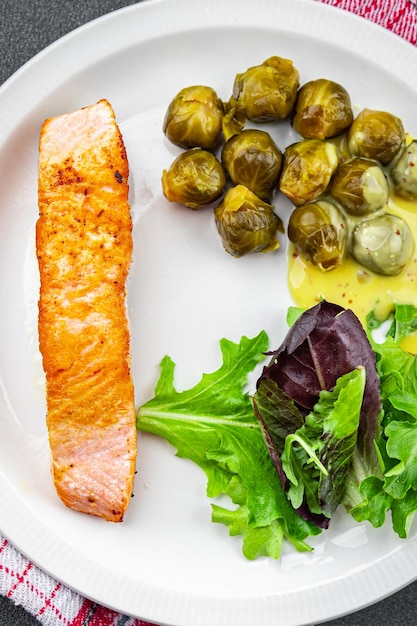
[36,99,137,522]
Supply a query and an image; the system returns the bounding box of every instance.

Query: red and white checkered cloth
[0,536,153,625]
[319,0,417,44]
[1,1,416,625]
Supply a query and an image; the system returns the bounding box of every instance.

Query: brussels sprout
[162,148,226,209]
[293,78,353,140]
[214,184,283,257]
[163,85,224,150]
[231,56,300,122]
[329,157,389,216]
[351,213,414,276]
[288,200,347,271]
[221,101,247,142]
[390,140,417,201]
[279,139,338,206]
[348,108,405,165]
[221,129,282,202]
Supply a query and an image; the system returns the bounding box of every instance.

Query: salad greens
[280,367,365,519]
[137,302,417,559]
[137,332,320,559]
[253,300,382,526]
[348,304,417,538]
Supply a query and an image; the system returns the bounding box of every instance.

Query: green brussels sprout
[221,129,282,202]
[329,157,389,216]
[162,148,226,209]
[221,101,246,142]
[288,200,347,271]
[390,140,417,201]
[231,56,300,122]
[279,139,338,206]
[348,108,405,165]
[163,85,224,150]
[292,78,354,140]
[351,213,414,276]
[214,184,283,257]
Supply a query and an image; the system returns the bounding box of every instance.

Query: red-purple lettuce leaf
[252,300,382,524]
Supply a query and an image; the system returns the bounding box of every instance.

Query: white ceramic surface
[1,1,417,625]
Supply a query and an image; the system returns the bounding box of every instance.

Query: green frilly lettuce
[137,332,320,560]
[348,304,417,538]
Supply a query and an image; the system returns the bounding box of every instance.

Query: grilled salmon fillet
[36,99,137,522]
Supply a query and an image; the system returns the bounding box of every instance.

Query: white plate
[1,1,417,625]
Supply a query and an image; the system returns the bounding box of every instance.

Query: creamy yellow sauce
[288,194,417,352]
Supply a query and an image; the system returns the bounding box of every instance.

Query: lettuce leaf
[350,305,417,538]
[256,301,382,465]
[281,368,365,519]
[253,300,381,525]
[137,332,320,559]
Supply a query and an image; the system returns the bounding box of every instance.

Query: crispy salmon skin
[36,99,137,522]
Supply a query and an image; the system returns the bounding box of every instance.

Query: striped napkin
[319,0,416,44]
[1,0,416,624]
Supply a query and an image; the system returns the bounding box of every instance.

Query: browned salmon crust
[37,99,137,522]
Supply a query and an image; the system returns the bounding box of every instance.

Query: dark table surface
[1,1,417,625]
